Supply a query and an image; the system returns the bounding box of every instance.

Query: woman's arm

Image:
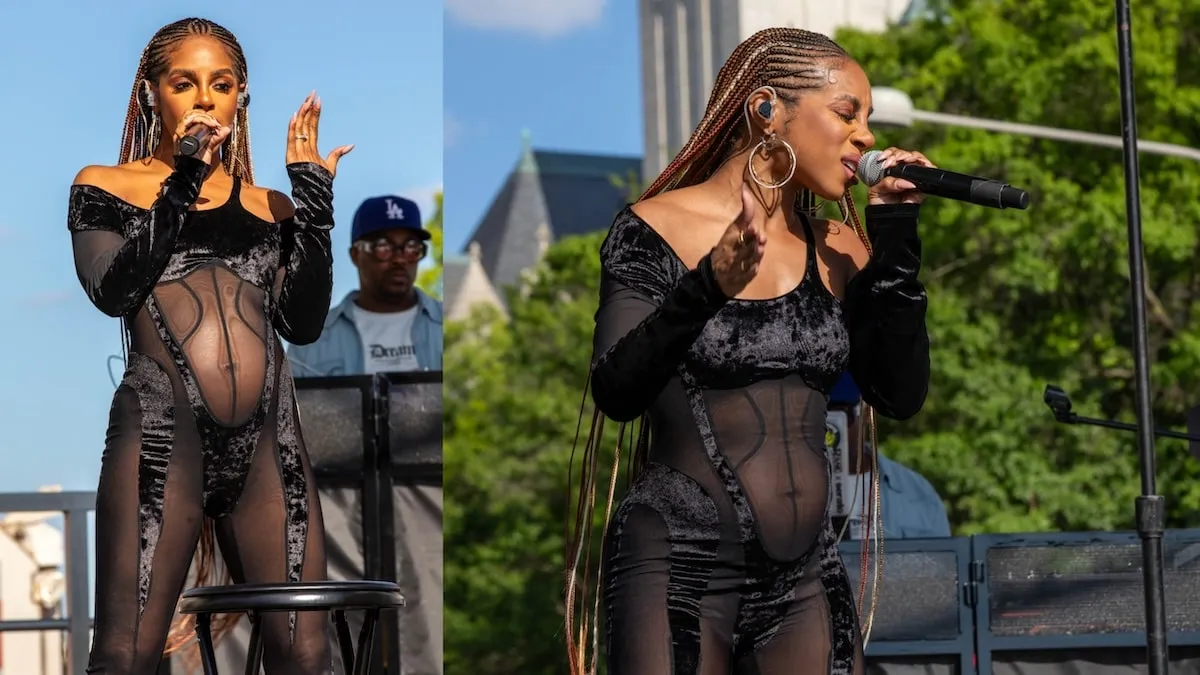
[843,203,930,420]
[591,253,728,422]
[273,162,336,345]
[67,156,208,317]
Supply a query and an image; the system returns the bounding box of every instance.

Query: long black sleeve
[590,213,729,422]
[66,156,208,318]
[274,162,335,345]
[843,203,930,420]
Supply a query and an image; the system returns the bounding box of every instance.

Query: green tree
[831,0,1200,533]
[609,169,647,203]
[418,190,444,298]
[444,233,614,675]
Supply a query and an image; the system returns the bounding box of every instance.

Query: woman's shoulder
[627,186,712,238]
[600,190,716,299]
[68,163,160,232]
[619,186,727,264]
[71,161,163,208]
[601,200,673,264]
[241,182,295,223]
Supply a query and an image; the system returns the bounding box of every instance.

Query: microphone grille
[857,150,886,186]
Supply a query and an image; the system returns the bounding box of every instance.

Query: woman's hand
[286,91,354,177]
[867,147,935,206]
[710,184,767,297]
[174,111,230,165]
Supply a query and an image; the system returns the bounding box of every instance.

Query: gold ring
[738,231,746,245]
[295,134,310,141]
[740,260,748,272]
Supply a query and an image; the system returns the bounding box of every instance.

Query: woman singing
[566,28,932,674]
[67,18,352,674]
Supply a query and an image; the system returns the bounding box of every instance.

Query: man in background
[288,194,442,376]
[826,372,951,539]
[288,194,443,675]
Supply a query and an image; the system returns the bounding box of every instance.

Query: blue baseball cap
[351,195,430,242]
[828,372,862,406]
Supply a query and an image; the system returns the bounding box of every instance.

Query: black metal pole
[1112,1,1169,673]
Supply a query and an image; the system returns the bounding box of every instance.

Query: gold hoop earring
[748,133,796,190]
[148,113,162,155]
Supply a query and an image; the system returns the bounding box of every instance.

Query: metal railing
[0,372,442,675]
[9,495,1199,674]
[0,490,94,674]
[841,528,1200,673]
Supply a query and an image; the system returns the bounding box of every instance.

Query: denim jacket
[877,453,952,538]
[286,289,443,377]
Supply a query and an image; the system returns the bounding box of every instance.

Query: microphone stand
[1110,0,1170,672]
[1044,385,1200,444]
[1044,382,1172,675]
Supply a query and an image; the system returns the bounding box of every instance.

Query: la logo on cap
[384,198,406,220]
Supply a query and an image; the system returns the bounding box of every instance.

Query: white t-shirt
[825,408,874,540]
[841,472,875,540]
[352,304,420,374]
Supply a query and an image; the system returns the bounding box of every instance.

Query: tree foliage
[833,0,1200,533]
[444,234,611,675]
[418,190,444,298]
[445,2,1200,672]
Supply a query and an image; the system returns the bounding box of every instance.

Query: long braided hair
[118,17,255,662]
[564,27,883,674]
[120,17,255,183]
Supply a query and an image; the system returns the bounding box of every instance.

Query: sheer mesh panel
[155,267,270,427]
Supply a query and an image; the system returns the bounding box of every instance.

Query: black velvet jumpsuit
[67,155,337,673]
[591,203,930,674]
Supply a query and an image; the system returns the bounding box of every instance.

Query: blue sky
[0,0,442,495]
[444,0,643,254]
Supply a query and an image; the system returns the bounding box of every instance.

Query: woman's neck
[151,143,223,174]
[706,147,802,234]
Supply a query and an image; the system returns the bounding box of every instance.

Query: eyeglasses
[357,238,428,262]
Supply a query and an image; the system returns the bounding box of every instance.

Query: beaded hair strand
[565,27,883,674]
[115,17,256,665]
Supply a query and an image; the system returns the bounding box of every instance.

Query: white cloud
[446,0,605,38]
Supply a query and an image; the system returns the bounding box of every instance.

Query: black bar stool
[179,580,405,675]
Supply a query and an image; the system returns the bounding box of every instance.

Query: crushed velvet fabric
[592,204,929,674]
[70,156,334,674]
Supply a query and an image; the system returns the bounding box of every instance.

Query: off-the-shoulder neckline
[70,183,281,226]
[616,205,837,305]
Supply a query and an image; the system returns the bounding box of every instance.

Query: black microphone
[178,126,210,157]
[856,150,1030,210]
